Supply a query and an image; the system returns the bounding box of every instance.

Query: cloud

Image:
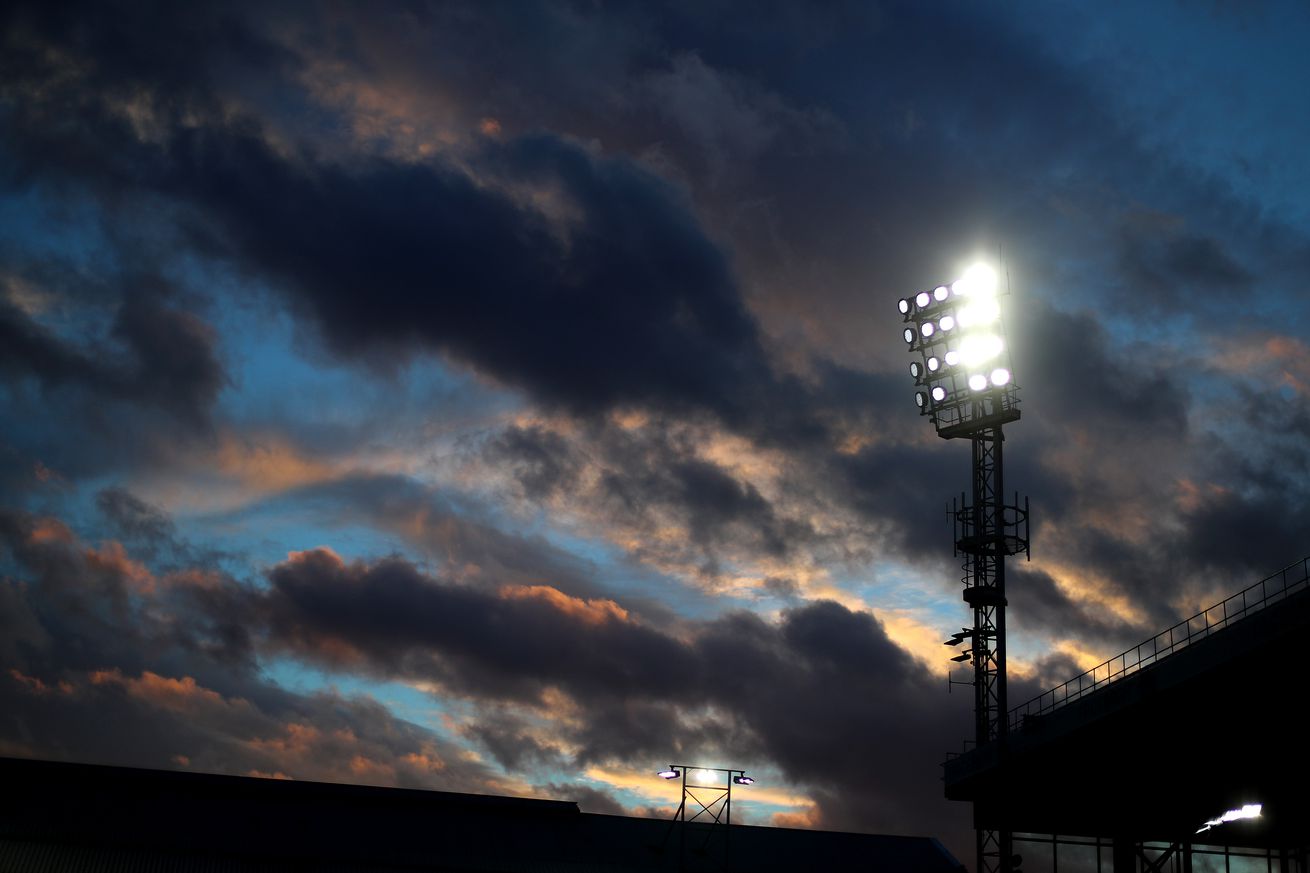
[0,508,507,793]
[235,547,969,839]
[0,504,972,845]
[0,285,223,429]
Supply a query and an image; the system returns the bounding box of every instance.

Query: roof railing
[1009,555,1310,731]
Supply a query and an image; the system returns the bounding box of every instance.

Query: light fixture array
[899,263,1018,435]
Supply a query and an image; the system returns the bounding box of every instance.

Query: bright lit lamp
[898,262,1020,439]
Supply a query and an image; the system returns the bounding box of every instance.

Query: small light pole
[658,765,755,872]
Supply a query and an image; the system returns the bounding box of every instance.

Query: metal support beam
[954,421,1029,873]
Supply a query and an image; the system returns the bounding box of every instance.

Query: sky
[2,0,1309,863]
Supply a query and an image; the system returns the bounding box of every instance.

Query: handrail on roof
[1008,555,1310,731]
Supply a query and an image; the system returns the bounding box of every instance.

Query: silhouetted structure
[944,557,1310,872]
[658,764,753,872]
[900,264,1029,873]
[0,757,964,872]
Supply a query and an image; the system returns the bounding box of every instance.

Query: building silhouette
[945,557,1310,872]
[0,756,964,872]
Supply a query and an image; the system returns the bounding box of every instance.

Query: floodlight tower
[898,264,1030,873]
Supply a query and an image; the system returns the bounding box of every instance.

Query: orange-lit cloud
[1028,556,1147,629]
[213,431,342,493]
[90,669,251,715]
[499,584,631,625]
[8,669,74,696]
[1212,334,1310,396]
[27,516,75,545]
[84,540,155,593]
[877,609,957,671]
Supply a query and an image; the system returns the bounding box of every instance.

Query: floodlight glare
[927,356,940,372]
[969,374,988,391]
[733,775,755,785]
[915,391,928,408]
[931,385,947,403]
[961,263,998,297]
[915,291,931,308]
[910,361,923,379]
[958,297,1000,329]
[903,327,915,344]
[1196,803,1262,834]
[692,769,717,785]
[990,367,1011,387]
[658,768,681,780]
[921,322,935,338]
[959,333,1003,367]
[898,298,911,314]
[939,315,956,331]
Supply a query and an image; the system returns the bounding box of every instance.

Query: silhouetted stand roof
[0,757,963,872]
[945,578,1310,847]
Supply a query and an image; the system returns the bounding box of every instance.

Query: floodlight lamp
[915,291,931,309]
[898,298,910,314]
[733,775,755,785]
[933,285,949,301]
[926,356,940,372]
[931,385,947,403]
[939,315,955,331]
[658,768,681,779]
[915,391,928,409]
[969,373,988,391]
[910,361,922,379]
[990,367,1011,387]
[903,327,915,344]
[1196,803,1262,834]
[920,322,935,338]
[951,652,971,662]
[944,350,960,367]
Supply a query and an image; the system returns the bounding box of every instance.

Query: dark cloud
[258,548,695,703]
[1008,565,1143,653]
[95,486,175,546]
[1118,222,1253,308]
[1,9,788,426]
[484,425,583,502]
[1015,301,1189,433]
[0,286,222,428]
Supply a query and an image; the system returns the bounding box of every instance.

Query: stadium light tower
[899,263,1030,873]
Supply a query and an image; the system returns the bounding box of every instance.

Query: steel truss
[953,421,1029,873]
[662,766,748,872]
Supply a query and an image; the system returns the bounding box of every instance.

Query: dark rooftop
[0,756,963,872]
